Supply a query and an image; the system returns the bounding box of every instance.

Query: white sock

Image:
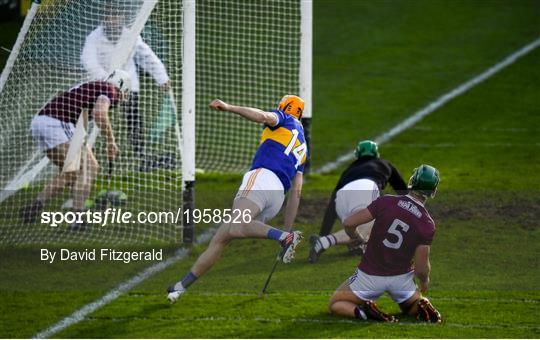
[173,282,185,291]
[319,235,337,250]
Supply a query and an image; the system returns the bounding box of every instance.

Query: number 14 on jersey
[284,129,307,169]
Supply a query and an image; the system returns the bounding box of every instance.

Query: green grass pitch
[1,0,539,338]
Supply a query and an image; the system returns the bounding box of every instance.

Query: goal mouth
[0,0,310,246]
[0,0,184,246]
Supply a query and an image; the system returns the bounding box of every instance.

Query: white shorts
[348,268,417,304]
[335,179,379,221]
[235,168,285,222]
[31,115,74,151]
[336,179,379,240]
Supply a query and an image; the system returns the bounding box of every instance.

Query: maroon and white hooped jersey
[359,195,436,276]
[38,81,120,125]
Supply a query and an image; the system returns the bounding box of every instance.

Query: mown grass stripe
[315,36,540,174]
[83,316,540,331]
[124,291,540,304]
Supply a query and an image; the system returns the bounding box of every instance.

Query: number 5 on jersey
[284,129,307,169]
[383,219,410,249]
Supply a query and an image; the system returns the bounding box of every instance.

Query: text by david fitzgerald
[41,248,163,264]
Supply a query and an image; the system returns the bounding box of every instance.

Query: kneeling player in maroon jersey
[20,70,131,227]
[329,165,442,323]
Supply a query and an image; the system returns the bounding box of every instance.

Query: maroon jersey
[38,81,119,125]
[359,195,435,276]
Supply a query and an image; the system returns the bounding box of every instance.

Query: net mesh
[0,0,183,245]
[196,0,301,172]
[0,0,303,245]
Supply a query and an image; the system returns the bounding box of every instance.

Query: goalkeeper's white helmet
[106,69,131,100]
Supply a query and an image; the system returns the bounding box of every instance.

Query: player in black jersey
[308,140,408,263]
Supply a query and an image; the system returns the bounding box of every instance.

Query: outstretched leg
[190,198,266,277]
[309,223,372,263]
[167,197,301,303]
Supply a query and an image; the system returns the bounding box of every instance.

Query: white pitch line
[315,36,540,174]
[33,228,216,339]
[30,35,540,339]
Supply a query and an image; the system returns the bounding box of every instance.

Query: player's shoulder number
[383,218,410,249]
[284,128,307,169]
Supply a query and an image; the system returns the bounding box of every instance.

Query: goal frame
[0,0,312,245]
[181,0,313,242]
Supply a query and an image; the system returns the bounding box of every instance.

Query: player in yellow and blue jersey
[252,96,307,192]
[167,95,306,303]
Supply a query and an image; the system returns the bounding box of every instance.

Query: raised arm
[209,99,278,127]
[414,244,431,294]
[283,172,303,231]
[93,95,118,161]
[134,37,170,90]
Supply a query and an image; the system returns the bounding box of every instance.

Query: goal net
[0,0,308,245]
[196,0,303,172]
[0,0,183,245]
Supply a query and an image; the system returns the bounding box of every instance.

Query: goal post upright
[0,0,304,245]
[181,0,196,244]
[0,0,193,245]
[300,0,313,174]
[0,0,40,94]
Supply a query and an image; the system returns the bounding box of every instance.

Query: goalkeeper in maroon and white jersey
[329,165,442,323]
[20,70,131,227]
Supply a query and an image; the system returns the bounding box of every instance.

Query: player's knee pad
[416,297,442,323]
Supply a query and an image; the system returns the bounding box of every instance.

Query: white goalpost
[300,0,313,173]
[0,0,311,246]
[181,0,196,243]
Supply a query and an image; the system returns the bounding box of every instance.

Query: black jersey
[336,156,407,193]
[319,156,408,236]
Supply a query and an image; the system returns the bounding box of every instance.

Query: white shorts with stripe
[335,179,380,240]
[31,115,74,151]
[348,268,417,304]
[235,168,285,222]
